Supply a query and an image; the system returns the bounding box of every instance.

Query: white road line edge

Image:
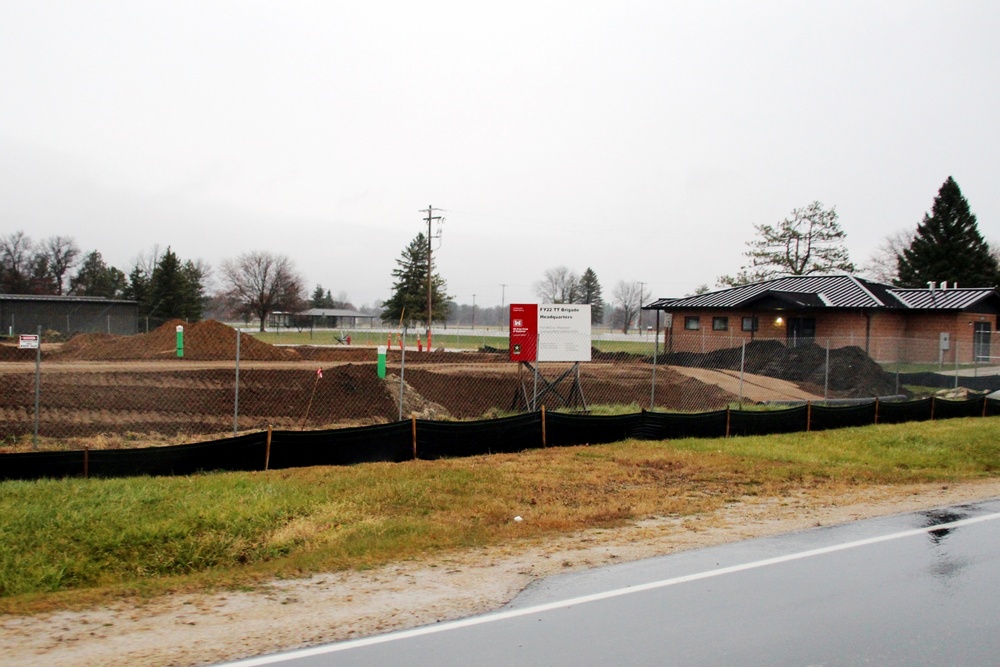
[221,510,1000,666]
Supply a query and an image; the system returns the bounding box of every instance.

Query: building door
[974,322,992,362]
[786,317,815,347]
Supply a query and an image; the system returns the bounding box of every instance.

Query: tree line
[4,177,993,336]
[0,237,316,332]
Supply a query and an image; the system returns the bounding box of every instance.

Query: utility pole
[471,294,476,330]
[420,205,443,349]
[499,283,508,330]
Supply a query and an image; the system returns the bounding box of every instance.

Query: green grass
[252,329,512,350]
[250,329,659,354]
[2,417,999,612]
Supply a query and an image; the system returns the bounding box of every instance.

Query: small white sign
[19,334,39,349]
[538,304,591,362]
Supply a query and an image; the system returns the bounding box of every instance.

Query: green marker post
[377,345,387,378]
[176,325,184,358]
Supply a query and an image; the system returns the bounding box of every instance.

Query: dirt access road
[4,479,999,667]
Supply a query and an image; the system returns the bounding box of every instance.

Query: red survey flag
[316,368,323,379]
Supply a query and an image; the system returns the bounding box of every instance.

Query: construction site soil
[0,321,896,447]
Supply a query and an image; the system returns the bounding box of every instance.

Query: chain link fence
[2,321,998,451]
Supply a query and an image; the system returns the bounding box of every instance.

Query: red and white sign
[509,304,591,362]
[18,334,39,349]
[509,303,538,362]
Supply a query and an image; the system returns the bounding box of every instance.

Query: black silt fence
[545,412,644,448]
[415,413,543,460]
[2,398,999,482]
[640,410,729,440]
[877,398,933,424]
[728,406,809,437]
[86,433,268,478]
[932,396,988,420]
[810,403,877,432]
[268,422,414,470]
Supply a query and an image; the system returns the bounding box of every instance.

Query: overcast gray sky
[2,1,998,309]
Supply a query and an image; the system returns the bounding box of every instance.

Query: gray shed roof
[0,294,137,305]
[298,308,376,318]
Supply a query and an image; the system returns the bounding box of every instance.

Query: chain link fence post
[33,325,41,450]
[233,327,241,436]
[650,327,658,410]
[738,340,746,409]
[398,325,407,421]
[955,340,960,389]
[824,339,830,401]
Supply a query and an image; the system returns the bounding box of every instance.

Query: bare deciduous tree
[613,280,645,334]
[221,251,305,331]
[0,231,34,293]
[534,266,579,303]
[39,235,81,295]
[860,229,914,284]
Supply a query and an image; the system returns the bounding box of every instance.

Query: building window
[741,316,758,332]
[684,316,700,330]
[713,316,728,331]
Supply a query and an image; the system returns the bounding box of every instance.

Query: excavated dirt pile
[0,343,38,362]
[662,341,899,398]
[53,320,300,361]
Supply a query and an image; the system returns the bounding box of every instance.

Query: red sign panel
[509,304,538,362]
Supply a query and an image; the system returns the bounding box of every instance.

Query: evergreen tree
[311,284,336,308]
[147,247,186,319]
[381,233,451,326]
[69,251,127,298]
[123,265,151,311]
[577,267,604,324]
[138,248,208,321]
[180,259,208,321]
[895,177,1000,288]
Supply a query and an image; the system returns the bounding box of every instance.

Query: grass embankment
[2,418,999,614]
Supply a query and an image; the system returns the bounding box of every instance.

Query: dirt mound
[53,320,300,362]
[57,332,121,357]
[662,341,899,398]
[0,343,38,362]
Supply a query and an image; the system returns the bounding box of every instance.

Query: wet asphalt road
[223,499,1000,667]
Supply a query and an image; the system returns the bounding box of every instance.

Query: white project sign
[538,304,591,362]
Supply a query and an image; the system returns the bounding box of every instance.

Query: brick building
[643,275,1000,364]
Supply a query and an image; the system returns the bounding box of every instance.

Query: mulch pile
[52,320,301,361]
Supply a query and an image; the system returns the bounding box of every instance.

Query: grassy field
[2,417,999,614]
[251,329,658,354]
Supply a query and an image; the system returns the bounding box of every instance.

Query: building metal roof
[644,275,998,312]
[889,287,999,310]
[298,308,376,318]
[0,293,137,305]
